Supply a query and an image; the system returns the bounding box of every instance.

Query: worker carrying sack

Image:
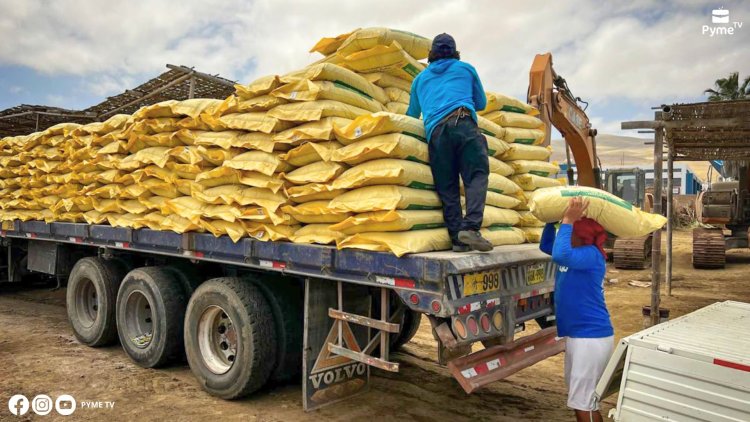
[529,186,668,237]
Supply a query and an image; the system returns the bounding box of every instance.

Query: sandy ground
[2,229,750,421]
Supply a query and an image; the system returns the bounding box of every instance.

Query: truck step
[447,327,565,393]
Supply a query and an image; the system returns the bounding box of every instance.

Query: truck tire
[184,277,277,399]
[247,274,303,384]
[392,310,422,351]
[163,262,202,296]
[372,289,422,352]
[66,257,128,347]
[116,266,189,368]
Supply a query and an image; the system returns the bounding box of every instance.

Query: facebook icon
[8,395,29,416]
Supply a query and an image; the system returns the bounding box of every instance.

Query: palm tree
[704,72,750,101]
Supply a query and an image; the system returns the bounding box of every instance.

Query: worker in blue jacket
[539,197,614,422]
[406,33,491,252]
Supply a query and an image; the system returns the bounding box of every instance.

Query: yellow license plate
[463,271,501,297]
[526,263,546,285]
[1,220,13,230]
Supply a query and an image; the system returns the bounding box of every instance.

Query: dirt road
[2,230,749,421]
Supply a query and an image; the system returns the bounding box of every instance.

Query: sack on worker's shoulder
[529,186,667,237]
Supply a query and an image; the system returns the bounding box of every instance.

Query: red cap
[573,217,607,258]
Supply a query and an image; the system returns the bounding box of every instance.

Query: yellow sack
[511,174,563,191]
[362,72,412,91]
[286,183,346,204]
[331,133,427,165]
[92,198,120,213]
[329,185,441,213]
[117,147,171,170]
[197,146,242,166]
[509,160,560,177]
[384,87,410,104]
[485,135,510,158]
[159,214,203,233]
[203,112,295,134]
[116,199,149,215]
[339,41,425,80]
[529,186,667,237]
[133,99,223,119]
[281,200,351,224]
[137,211,168,230]
[504,127,545,145]
[129,117,181,135]
[480,92,539,116]
[216,95,287,114]
[267,100,370,122]
[234,75,281,99]
[484,191,522,209]
[192,185,287,212]
[138,196,170,211]
[488,156,514,176]
[480,226,526,246]
[280,141,342,167]
[283,161,347,185]
[335,112,426,143]
[518,210,546,227]
[477,115,505,139]
[385,102,408,114]
[235,206,295,225]
[484,111,544,129]
[272,80,384,113]
[200,219,247,243]
[245,222,299,242]
[175,130,275,152]
[164,196,241,223]
[520,227,544,243]
[482,206,521,227]
[273,117,352,145]
[475,173,521,195]
[223,150,293,176]
[501,144,552,161]
[335,27,431,60]
[330,209,444,234]
[331,158,433,190]
[309,29,358,55]
[338,228,451,257]
[280,63,388,104]
[291,224,345,245]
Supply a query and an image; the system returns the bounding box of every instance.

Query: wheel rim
[74,278,98,328]
[123,290,154,349]
[197,305,237,375]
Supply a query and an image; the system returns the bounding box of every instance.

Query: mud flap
[302,278,371,411]
[447,327,565,393]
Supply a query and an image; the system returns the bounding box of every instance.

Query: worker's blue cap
[431,33,456,54]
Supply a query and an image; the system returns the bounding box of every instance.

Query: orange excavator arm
[527,53,600,188]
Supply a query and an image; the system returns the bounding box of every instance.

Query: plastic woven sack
[331,133,427,165]
[500,144,552,161]
[509,160,560,177]
[271,80,384,113]
[337,227,451,257]
[529,186,667,237]
[335,28,431,60]
[329,185,441,213]
[335,112,425,143]
[331,158,433,190]
[511,174,563,191]
[291,224,345,245]
[504,127,545,145]
[280,63,387,104]
[267,100,371,122]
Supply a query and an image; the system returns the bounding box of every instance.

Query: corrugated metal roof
[629,301,750,364]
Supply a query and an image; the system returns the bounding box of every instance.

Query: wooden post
[188,75,196,99]
[666,153,674,296]
[34,113,40,131]
[650,119,664,326]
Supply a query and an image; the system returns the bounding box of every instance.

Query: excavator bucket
[446,327,565,394]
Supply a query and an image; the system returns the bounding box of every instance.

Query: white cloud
[0,0,747,130]
[8,85,23,94]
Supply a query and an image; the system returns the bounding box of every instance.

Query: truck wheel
[184,277,277,399]
[163,262,202,296]
[535,315,556,329]
[247,274,303,384]
[66,257,128,347]
[116,267,189,368]
[392,310,422,351]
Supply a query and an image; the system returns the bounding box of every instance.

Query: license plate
[462,270,501,297]
[526,263,546,285]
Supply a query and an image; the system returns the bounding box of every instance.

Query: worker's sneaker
[452,243,471,252]
[458,230,493,252]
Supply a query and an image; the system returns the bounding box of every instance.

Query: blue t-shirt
[406,58,487,141]
[540,223,613,338]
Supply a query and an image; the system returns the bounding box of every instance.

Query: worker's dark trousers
[428,113,489,245]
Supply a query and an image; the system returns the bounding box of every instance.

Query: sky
[0,0,747,138]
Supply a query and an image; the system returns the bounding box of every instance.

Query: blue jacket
[406,59,487,141]
[540,223,613,338]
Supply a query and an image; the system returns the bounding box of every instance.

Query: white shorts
[564,336,614,411]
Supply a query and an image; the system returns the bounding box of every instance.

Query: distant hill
[550,134,713,184]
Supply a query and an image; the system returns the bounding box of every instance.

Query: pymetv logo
[7,394,77,416]
[702,7,743,36]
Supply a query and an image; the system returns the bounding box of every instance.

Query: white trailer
[595,300,750,421]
